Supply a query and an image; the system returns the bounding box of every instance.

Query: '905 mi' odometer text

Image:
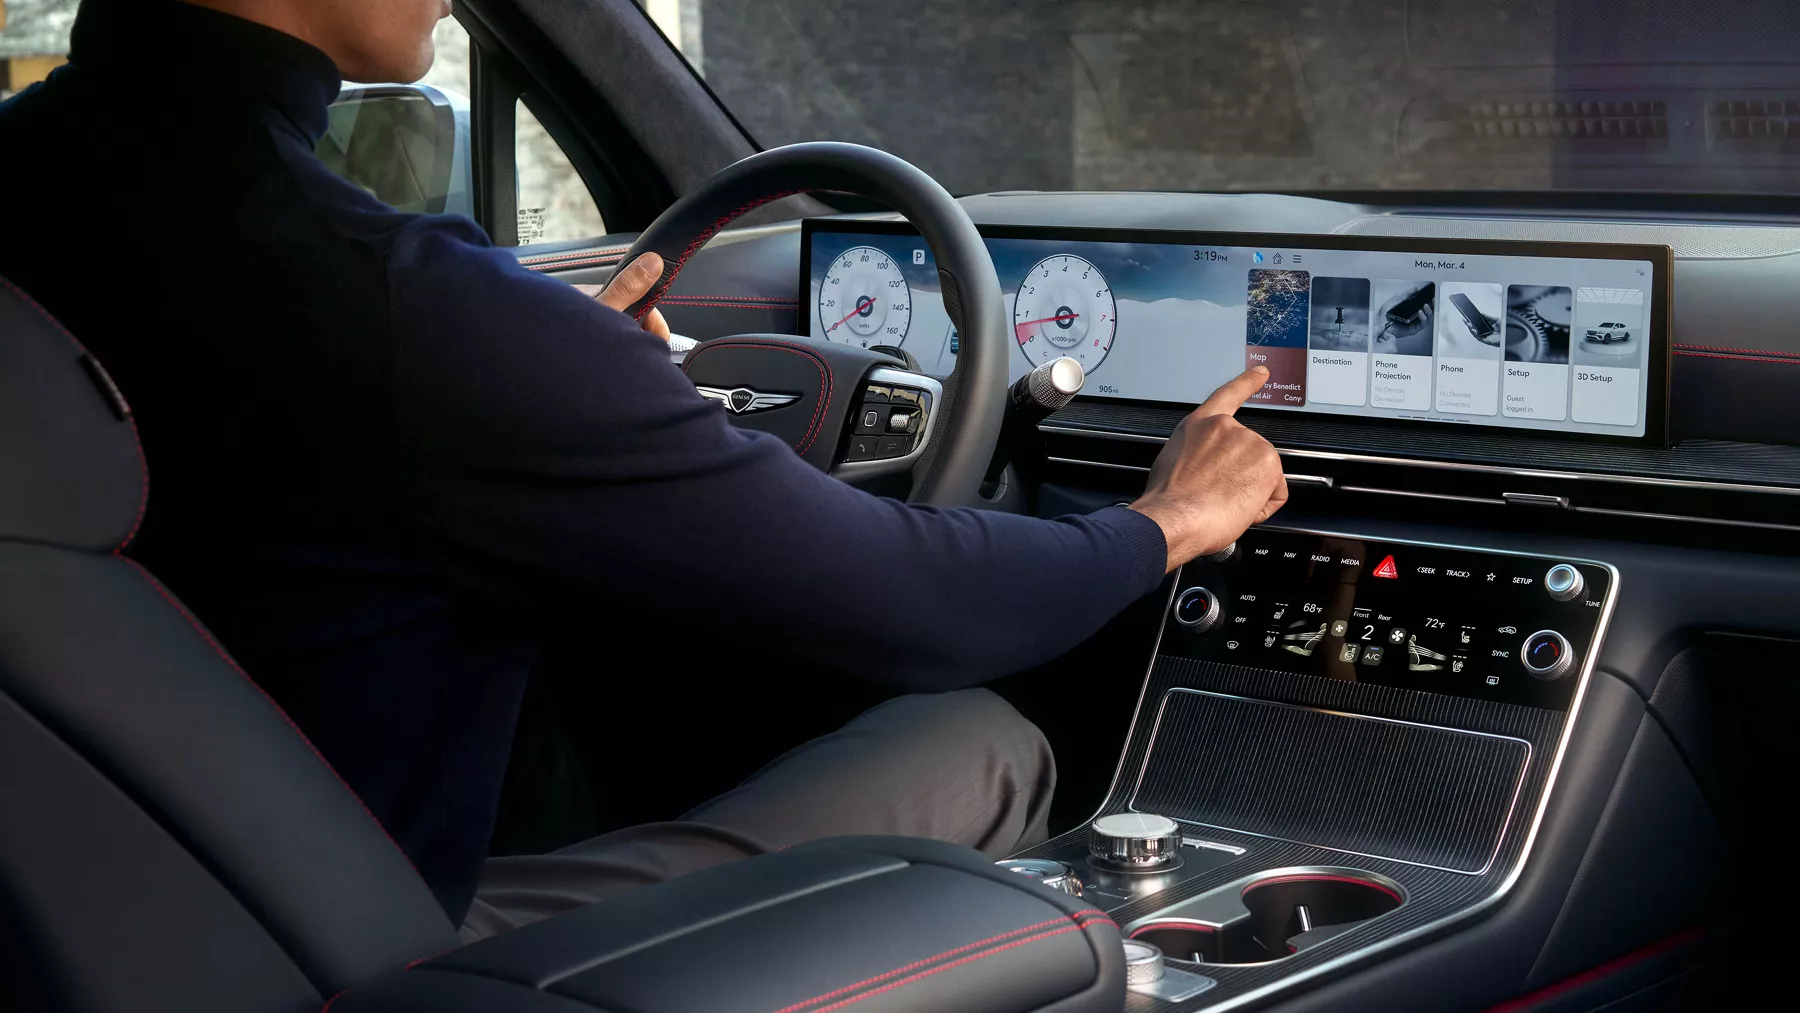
[819,246,912,348]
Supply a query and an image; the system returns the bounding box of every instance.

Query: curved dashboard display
[801,220,1672,444]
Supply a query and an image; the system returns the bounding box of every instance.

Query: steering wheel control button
[887,409,917,434]
[1173,587,1221,632]
[1089,812,1182,871]
[994,859,1083,897]
[1521,630,1576,680]
[847,436,877,461]
[861,384,891,403]
[1122,940,1164,985]
[874,436,910,460]
[1545,564,1585,602]
[888,387,923,408]
[856,408,883,435]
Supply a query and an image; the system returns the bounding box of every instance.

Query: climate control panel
[1159,528,1616,710]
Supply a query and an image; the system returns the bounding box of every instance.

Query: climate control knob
[1544,564,1585,602]
[1172,587,1221,632]
[1521,630,1576,680]
[1089,812,1182,870]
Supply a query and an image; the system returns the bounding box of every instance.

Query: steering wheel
[616,142,1007,507]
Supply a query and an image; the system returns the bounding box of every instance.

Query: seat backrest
[0,277,459,1013]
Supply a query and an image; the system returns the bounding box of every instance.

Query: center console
[1001,527,1619,1010]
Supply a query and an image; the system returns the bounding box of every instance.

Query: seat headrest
[0,276,147,552]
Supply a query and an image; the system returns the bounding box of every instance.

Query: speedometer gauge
[1013,255,1116,373]
[819,246,912,348]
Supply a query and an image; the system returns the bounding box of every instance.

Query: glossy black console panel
[1164,529,1614,710]
[1005,526,1620,1010]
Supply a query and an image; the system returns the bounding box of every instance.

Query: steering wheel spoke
[833,367,943,481]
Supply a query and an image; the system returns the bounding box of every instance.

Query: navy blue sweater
[0,0,1166,920]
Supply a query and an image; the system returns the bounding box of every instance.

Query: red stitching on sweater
[0,275,150,552]
[684,340,832,453]
[634,188,809,320]
[771,912,1113,1013]
[1674,341,1800,358]
[1675,349,1800,365]
[119,557,423,880]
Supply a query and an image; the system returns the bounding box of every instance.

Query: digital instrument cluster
[1158,529,1617,711]
[801,221,1672,444]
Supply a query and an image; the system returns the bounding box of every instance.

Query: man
[0,0,1286,936]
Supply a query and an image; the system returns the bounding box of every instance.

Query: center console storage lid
[331,836,1125,1013]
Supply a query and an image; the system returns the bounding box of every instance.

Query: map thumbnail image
[1246,269,1311,404]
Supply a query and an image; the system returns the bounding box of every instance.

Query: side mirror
[317,84,472,217]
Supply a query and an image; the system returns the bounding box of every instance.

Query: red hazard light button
[1372,555,1399,579]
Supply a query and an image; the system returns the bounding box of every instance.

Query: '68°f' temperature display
[1012,254,1117,372]
[818,246,912,348]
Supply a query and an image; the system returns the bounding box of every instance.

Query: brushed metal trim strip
[1046,455,1152,473]
[1037,422,1800,497]
[1574,504,1800,534]
[1124,689,1534,877]
[1339,485,1506,506]
[1075,525,1622,1012]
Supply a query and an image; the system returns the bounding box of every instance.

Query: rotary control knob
[994,858,1083,896]
[1089,813,1182,870]
[1122,939,1165,985]
[1544,564,1585,602]
[1172,587,1220,632]
[1521,630,1576,680]
[1207,541,1237,563]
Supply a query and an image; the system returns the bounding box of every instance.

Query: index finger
[1194,365,1270,417]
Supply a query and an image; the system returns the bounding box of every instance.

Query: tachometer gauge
[1013,255,1116,372]
[819,246,911,348]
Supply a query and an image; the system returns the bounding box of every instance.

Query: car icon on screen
[1585,322,1632,343]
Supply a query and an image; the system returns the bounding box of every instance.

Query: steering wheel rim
[616,142,1007,507]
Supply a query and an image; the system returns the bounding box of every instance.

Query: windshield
[646,0,1800,198]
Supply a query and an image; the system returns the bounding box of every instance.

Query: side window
[514,99,607,245]
[318,15,605,244]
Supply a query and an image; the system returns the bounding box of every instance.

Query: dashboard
[803,221,1671,443]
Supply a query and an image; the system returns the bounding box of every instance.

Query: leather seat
[0,277,458,1012]
[0,277,1126,1013]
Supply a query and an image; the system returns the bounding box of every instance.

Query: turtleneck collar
[69,0,343,142]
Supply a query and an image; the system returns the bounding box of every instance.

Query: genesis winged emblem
[695,386,802,415]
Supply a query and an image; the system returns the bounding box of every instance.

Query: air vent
[1401,97,1668,158]
[1708,99,1800,149]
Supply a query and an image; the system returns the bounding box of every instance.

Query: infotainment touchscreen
[800,221,1672,443]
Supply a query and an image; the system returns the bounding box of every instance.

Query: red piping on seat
[0,275,149,552]
[1481,926,1707,1012]
[120,557,422,880]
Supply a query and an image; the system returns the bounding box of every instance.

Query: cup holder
[1128,871,1403,965]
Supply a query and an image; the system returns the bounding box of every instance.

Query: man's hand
[572,252,672,342]
[1129,366,1288,571]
